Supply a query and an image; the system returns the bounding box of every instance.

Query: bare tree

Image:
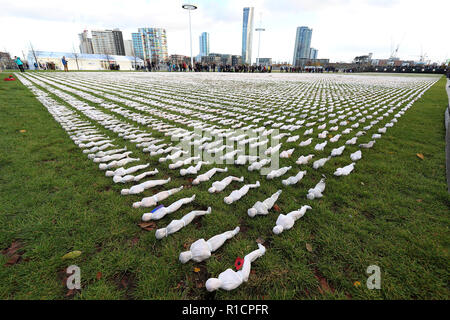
[72,44,80,70]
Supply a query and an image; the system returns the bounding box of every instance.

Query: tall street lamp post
[182,3,197,68]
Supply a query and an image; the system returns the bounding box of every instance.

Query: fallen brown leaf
[138,221,156,231]
[256,237,265,245]
[306,243,313,252]
[416,153,424,160]
[5,254,21,266]
[96,272,102,280]
[273,204,281,212]
[193,267,201,273]
[416,199,423,203]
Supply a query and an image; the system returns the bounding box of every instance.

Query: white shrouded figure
[299,138,312,146]
[307,178,326,200]
[282,170,307,186]
[180,161,210,176]
[280,148,294,158]
[105,163,150,177]
[273,205,312,234]
[235,155,258,165]
[142,195,196,221]
[168,156,200,169]
[266,166,291,179]
[192,167,228,185]
[248,158,271,171]
[313,157,331,169]
[350,150,362,161]
[179,226,240,263]
[99,157,140,170]
[205,243,266,292]
[248,190,282,217]
[113,169,158,183]
[121,178,171,195]
[93,151,132,163]
[155,207,211,240]
[296,154,314,165]
[314,141,327,151]
[330,145,345,157]
[132,186,183,208]
[334,163,355,176]
[159,150,188,163]
[359,140,375,149]
[208,176,244,193]
[224,181,260,204]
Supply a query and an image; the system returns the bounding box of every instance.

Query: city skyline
[0,0,449,64]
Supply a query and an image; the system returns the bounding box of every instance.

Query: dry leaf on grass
[193,267,201,273]
[138,222,156,231]
[306,243,313,252]
[416,153,424,160]
[62,250,82,260]
[96,272,102,280]
[273,204,281,212]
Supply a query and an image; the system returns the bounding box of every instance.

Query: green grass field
[0,72,448,300]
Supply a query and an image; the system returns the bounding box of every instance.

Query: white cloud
[0,0,448,63]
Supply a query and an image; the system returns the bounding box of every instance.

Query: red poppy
[234,257,244,270]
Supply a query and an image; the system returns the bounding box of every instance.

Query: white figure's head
[155,228,167,239]
[179,251,192,264]
[273,225,284,234]
[132,201,142,208]
[141,212,152,222]
[105,170,114,177]
[224,197,233,205]
[180,169,187,176]
[208,186,216,193]
[247,208,257,218]
[205,278,222,292]
[99,163,108,170]
[121,189,130,195]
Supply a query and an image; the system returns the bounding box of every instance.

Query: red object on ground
[4,75,15,81]
[234,257,244,270]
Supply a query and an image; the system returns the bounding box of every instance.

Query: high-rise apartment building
[124,40,135,57]
[309,47,318,60]
[132,28,168,64]
[293,26,312,66]
[91,29,125,55]
[241,7,254,65]
[78,30,93,54]
[199,32,210,57]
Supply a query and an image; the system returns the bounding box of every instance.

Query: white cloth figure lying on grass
[87,147,127,159]
[192,167,228,185]
[350,150,362,161]
[359,140,375,149]
[280,148,294,158]
[205,243,266,292]
[112,169,158,183]
[296,154,314,165]
[99,157,140,170]
[273,205,312,235]
[180,161,210,176]
[307,178,326,200]
[266,166,292,179]
[334,163,355,176]
[121,178,171,195]
[224,181,260,204]
[208,176,244,193]
[330,146,345,157]
[248,159,271,171]
[141,195,196,221]
[132,186,183,208]
[248,190,282,217]
[282,170,307,186]
[93,151,132,163]
[105,163,150,177]
[155,207,212,239]
[159,150,188,163]
[313,157,331,169]
[168,156,200,169]
[235,155,258,165]
[179,226,240,263]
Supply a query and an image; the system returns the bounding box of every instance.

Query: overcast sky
[1,0,448,63]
